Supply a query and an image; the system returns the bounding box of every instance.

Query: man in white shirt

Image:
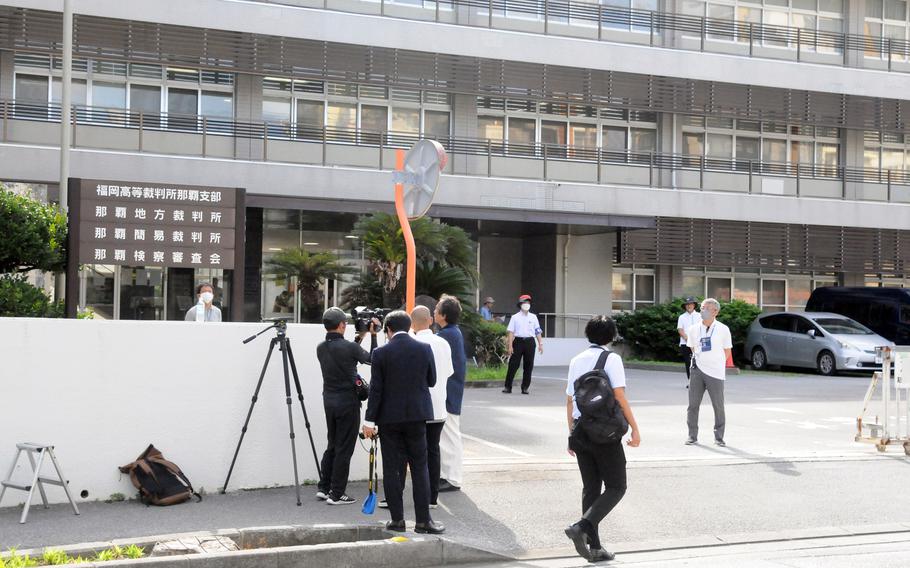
[410,306,453,507]
[503,294,544,394]
[676,297,702,388]
[685,298,733,447]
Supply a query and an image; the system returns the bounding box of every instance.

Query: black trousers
[680,345,693,379]
[318,403,360,499]
[505,337,536,391]
[381,421,432,524]
[396,421,445,504]
[575,441,627,549]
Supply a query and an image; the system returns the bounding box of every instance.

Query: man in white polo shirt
[685,298,732,447]
[676,297,701,389]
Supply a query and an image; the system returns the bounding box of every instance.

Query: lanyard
[700,322,716,340]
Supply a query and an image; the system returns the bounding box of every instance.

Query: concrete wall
[0,318,372,506]
[522,235,557,317]
[554,233,614,317]
[478,236,522,312]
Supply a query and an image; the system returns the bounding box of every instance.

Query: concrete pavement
[2,365,908,562]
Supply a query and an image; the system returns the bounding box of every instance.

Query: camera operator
[315,307,379,505]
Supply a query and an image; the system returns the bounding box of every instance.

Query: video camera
[351,306,392,334]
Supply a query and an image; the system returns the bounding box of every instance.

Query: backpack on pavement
[570,349,629,448]
[119,444,202,506]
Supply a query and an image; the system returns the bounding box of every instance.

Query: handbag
[354,375,370,401]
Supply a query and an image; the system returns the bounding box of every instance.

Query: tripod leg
[222,337,277,494]
[281,336,303,506]
[286,340,323,475]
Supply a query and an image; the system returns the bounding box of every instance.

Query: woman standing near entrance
[503,294,543,394]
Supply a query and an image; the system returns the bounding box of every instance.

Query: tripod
[222,318,321,505]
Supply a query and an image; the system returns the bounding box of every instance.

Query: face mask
[521,303,531,312]
[201,292,214,303]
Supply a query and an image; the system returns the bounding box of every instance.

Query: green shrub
[615,297,761,365]
[0,187,67,274]
[460,311,508,368]
[0,274,64,318]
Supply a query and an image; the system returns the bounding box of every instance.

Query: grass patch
[1,545,144,567]
[466,366,506,382]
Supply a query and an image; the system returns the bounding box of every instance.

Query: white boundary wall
[0,318,372,506]
[0,319,585,507]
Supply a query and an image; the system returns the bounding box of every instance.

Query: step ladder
[0,443,80,524]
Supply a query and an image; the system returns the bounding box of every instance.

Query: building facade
[2,0,910,327]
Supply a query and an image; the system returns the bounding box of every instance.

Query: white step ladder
[0,443,80,524]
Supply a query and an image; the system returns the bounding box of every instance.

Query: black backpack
[119,445,202,506]
[570,349,629,447]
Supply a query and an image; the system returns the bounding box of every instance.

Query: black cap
[322,307,347,328]
[683,297,698,306]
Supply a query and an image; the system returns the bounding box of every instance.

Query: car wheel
[751,347,768,370]
[817,350,837,376]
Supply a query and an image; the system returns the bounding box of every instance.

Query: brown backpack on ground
[118,444,202,506]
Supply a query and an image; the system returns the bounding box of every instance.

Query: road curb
[1,524,510,567]
[516,522,910,561]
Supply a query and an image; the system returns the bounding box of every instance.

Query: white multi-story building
[2,0,909,323]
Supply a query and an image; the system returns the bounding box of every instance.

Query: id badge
[700,336,713,351]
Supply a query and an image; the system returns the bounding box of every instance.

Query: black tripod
[222,318,321,505]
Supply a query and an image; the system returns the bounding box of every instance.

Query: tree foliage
[0,187,67,273]
[0,274,65,318]
[614,297,761,364]
[353,213,477,307]
[461,310,508,368]
[264,247,354,321]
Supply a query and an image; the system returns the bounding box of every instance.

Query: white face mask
[201,292,214,303]
[520,303,531,312]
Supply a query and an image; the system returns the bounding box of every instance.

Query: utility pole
[56,0,73,306]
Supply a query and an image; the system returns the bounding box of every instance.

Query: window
[263,97,292,138]
[15,74,48,105]
[360,104,388,145]
[603,126,627,151]
[424,111,450,139]
[762,279,787,311]
[864,131,910,176]
[327,102,357,142]
[297,99,325,140]
[201,91,233,118]
[734,277,759,304]
[508,117,536,155]
[478,116,504,147]
[393,108,420,133]
[865,0,910,59]
[612,266,656,312]
[167,88,198,131]
[707,277,733,301]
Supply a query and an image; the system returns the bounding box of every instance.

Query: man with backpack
[564,316,641,563]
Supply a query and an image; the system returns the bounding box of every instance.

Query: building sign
[70,179,242,269]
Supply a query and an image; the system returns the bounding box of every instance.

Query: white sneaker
[429,502,438,509]
[315,491,328,501]
[378,499,388,509]
[327,494,357,505]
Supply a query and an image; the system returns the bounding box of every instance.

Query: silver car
[745,311,893,376]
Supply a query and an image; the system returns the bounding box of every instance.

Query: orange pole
[393,149,416,313]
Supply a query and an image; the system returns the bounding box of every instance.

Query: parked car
[745,311,893,375]
[806,287,910,345]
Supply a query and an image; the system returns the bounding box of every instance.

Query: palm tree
[264,247,354,321]
[354,213,477,307]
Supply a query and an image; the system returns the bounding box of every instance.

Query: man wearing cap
[677,297,702,388]
[314,307,379,505]
[479,297,496,321]
[504,294,544,394]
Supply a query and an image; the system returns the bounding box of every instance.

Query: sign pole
[57,0,73,308]
[394,148,416,313]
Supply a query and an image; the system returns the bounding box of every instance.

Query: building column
[845,0,866,69]
[843,128,864,200]
[234,74,263,161]
[0,50,13,100]
[451,93,478,176]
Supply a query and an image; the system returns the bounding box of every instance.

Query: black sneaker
[327,494,356,505]
[378,499,389,509]
[685,437,697,445]
[589,547,616,562]
[315,490,329,501]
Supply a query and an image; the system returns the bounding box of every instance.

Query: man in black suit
[362,311,445,535]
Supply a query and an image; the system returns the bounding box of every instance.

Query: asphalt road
[2,365,909,561]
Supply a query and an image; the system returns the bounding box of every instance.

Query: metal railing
[257,0,910,71]
[3,99,909,199]
[537,312,599,338]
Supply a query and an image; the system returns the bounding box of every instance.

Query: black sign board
[65,178,246,319]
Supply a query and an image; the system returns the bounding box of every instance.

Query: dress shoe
[437,479,461,492]
[564,522,591,561]
[589,547,616,562]
[385,520,406,532]
[414,520,445,534]
[685,437,697,445]
[501,388,512,393]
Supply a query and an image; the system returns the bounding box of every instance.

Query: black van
[806,287,910,345]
